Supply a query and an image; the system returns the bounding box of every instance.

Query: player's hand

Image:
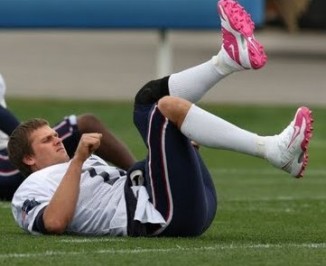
[74,133,102,162]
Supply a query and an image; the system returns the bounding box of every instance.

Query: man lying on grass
[8,0,313,237]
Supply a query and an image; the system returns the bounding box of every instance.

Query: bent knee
[77,113,101,132]
[157,96,192,128]
[135,77,169,105]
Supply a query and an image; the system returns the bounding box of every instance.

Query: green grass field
[1,98,325,266]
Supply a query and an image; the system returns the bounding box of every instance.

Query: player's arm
[76,114,136,170]
[41,133,102,234]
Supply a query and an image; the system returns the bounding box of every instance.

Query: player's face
[24,125,70,171]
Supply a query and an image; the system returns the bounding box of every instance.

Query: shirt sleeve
[12,198,48,235]
[11,178,52,235]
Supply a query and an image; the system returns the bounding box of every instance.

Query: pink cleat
[266,107,314,178]
[217,0,267,70]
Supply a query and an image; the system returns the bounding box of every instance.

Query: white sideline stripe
[0,203,10,208]
[311,140,326,148]
[60,238,126,243]
[3,194,325,209]
[0,243,325,259]
[225,195,326,202]
[211,168,326,176]
[2,194,326,210]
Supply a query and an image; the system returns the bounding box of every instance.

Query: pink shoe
[217,0,267,70]
[266,107,314,178]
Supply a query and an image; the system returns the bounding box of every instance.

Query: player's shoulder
[16,162,69,190]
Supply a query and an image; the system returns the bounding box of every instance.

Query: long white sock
[180,104,271,158]
[168,57,228,103]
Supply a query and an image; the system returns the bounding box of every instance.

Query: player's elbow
[44,217,68,234]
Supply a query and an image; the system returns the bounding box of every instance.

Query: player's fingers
[81,133,102,143]
[81,133,102,153]
[87,132,102,139]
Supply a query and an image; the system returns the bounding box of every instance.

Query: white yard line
[0,243,325,259]
[0,202,10,208]
[211,168,326,176]
[60,238,126,243]
[2,193,326,210]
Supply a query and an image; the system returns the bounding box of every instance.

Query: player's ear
[23,154,35,166]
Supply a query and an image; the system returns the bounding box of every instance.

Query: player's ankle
[211,54,234,76]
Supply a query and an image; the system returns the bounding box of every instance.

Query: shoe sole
[218,0,267,69]
[292,106,314,178]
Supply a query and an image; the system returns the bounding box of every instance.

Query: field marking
[224,195,326,202]
[210,168,326,176]
[0,195,326,212]
[60,238,126,243]
[2,194,326,211]
[0,243,325,259]
[0,202,10,208]
[310,140,326,148]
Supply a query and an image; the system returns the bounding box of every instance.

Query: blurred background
[0,0,325,106]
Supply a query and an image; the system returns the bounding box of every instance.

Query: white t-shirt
[12,155,128,236]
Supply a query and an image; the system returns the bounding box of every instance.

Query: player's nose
[54,136,63,146]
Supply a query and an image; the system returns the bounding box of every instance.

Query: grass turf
[1,98,325,265]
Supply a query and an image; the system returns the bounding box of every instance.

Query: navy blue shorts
[132,103,218,237]
[0,115,81,200]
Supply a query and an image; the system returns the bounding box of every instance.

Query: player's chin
[56,155,70,164]
[57,149,70,161]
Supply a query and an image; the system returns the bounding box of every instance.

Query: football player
[8,0,313,237]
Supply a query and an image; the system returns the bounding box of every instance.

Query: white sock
[168,58,228,103]
[180,104,271,158]
[212,50,245,75]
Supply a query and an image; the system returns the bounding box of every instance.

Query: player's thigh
[144,106,216,236]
